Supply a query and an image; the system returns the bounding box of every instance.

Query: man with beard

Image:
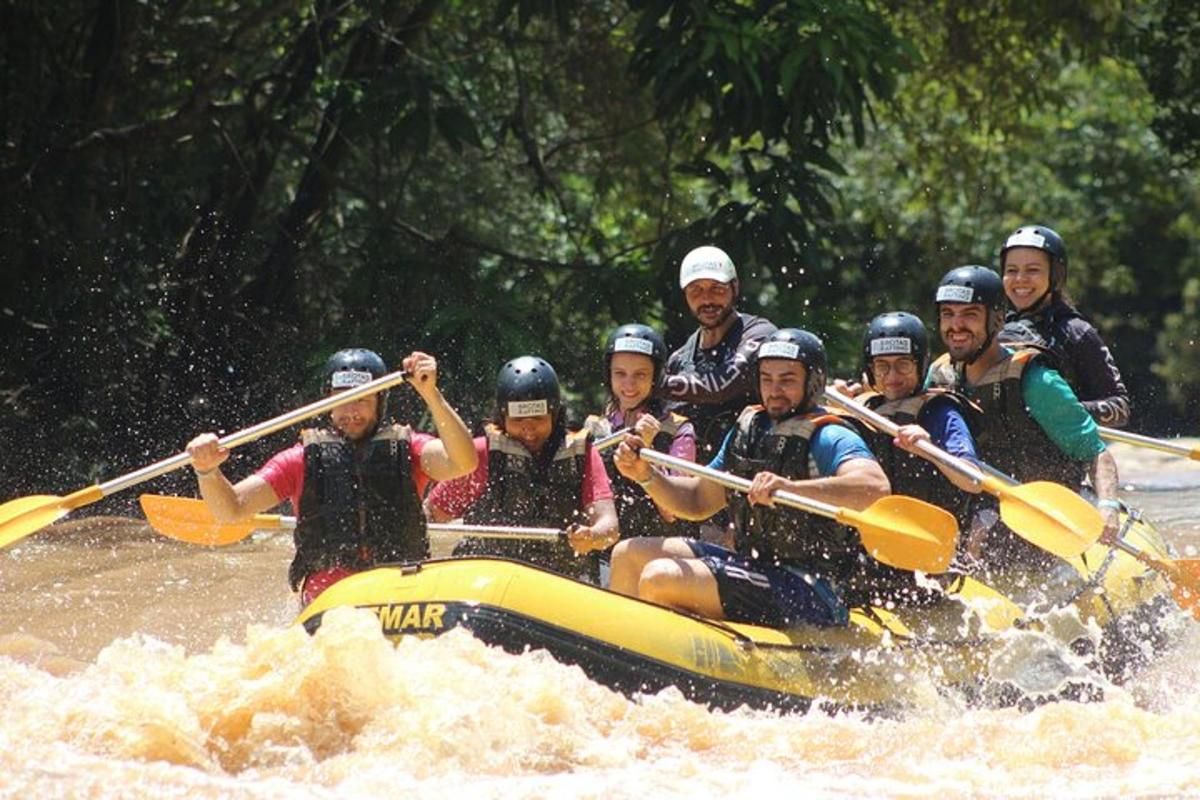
[609,329,890,629]
[663,246,777,458]
[185,348,477,604]
[926,266,1120,568]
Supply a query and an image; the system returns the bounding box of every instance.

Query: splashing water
[0,444,1197,798]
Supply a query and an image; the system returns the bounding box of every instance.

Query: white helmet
[679,245,737,289]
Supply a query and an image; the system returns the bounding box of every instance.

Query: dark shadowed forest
[3,0,1198,504]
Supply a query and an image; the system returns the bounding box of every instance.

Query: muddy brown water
[1,443,1198,798]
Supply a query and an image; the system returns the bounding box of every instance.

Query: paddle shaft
[1098,426,1200,460]
[244,515,563,541]
[823,389,986,489]
[592,428,628,451]
[638,448,844,521]
[98,370,409,496]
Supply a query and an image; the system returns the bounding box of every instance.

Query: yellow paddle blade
[138,494,259,546]
[991,480,1103,559]
[840,495,959,574]
[0,486,104,548]
[0,495,71,548]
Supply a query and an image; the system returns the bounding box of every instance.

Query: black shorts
[685,540,849,628]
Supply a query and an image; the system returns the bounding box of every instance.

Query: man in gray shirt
[664,245,778,457]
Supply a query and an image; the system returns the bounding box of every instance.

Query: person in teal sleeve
[925,265,1119,569]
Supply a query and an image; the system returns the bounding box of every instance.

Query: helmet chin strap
[960,312,1001,367]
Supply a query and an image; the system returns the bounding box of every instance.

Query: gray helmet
[862,312,929,387]
[496,356,562,421]
[753,328,827,414]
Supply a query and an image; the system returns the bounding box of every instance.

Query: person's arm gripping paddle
[186,435,283,523]
[613,434,728,522]
[403,350,478,482]
[893,397,983,494]
[565,441,620,555]
[743,423,890,512]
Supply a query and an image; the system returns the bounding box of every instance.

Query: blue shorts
[685,540,849,628]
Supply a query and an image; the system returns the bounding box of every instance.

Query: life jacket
[586,411,701,541]
[289,424,426,590]
[857,390,977,525]
[723,407,863,587]
[999,314,1076,389]
[927,350,1088,490]
[666,313,764,456]
[456,425,596,580]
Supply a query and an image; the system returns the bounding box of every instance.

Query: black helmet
[935,266,1004,365]
[999,224,1068,296]
[496,356,562,420]
[935,265,1005,310]
[753,328,827,413]
[322,348,388,392]
[862,312,929,387]
[321,348,389,422]
[604,323,668,382]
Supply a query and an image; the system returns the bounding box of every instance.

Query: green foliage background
[2,0,1198,499]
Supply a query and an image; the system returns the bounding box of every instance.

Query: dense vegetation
[3,0,1198,499]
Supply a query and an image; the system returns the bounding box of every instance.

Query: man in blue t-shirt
[608,329,891,629]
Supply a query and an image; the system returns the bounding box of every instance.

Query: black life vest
[456,425,596,580]
[857,390,976,526]
[587,411,702,541]
[999,302,1083,389]
[927,350,1088,490]
[289,424,426,590]
[723,407,862,584]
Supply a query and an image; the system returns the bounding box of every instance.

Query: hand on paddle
[747,471,792,507]
[614,435,654,484]
[632,413,661,446]
[565,523,618,555]
[401,351,440,401]
[831,378,864,397]
[186,433,230,476]
[891,423,930,455]
[1099,505,1120,546]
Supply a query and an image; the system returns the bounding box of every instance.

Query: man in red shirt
[186,348,477,604]
[425,356,618,582]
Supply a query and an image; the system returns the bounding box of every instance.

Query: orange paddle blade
[1163,558,1200,620]
[138,494,267,546]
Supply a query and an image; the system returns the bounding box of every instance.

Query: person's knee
[638,558,683,602]
[613,537,663,569]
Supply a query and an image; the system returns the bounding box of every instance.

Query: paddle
[633,449,959,574]
[0,370,409,549]
[592,427,630,451]
[967,460,1200,619]
[823,387,1104,560]
[138,494,568,545]
[1098,426,1200,462]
